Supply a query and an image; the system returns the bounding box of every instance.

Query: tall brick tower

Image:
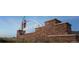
[16,17,26,40]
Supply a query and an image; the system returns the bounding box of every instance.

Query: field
[0,37,16,43]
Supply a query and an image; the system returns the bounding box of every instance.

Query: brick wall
[16,19,79,42]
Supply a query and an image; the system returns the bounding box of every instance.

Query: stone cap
[45,18,61,24]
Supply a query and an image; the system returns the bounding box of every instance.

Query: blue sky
[0,16,79,37]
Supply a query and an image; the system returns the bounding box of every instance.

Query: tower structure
[21,16,26,30]
[17,16,26,39]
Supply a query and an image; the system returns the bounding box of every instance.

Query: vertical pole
[21,16,26,30]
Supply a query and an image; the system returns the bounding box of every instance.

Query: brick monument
[16,18,79,43]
